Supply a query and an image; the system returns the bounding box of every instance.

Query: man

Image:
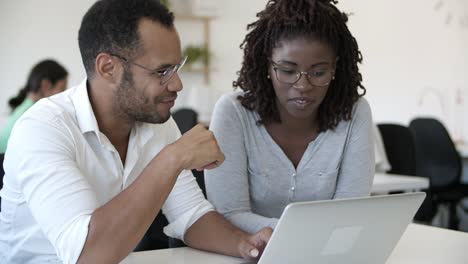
[0,0,271,263]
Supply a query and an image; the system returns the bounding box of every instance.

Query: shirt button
[292,173,296,177]
[291,186,295,191]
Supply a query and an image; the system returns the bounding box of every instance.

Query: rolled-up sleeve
[7,115,98,264]
[159,118,214,241]
[162,169,214,241]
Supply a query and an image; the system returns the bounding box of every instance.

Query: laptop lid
[257,192,426,264]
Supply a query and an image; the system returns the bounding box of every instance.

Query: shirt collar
[71,79,101,136]
[134,121,155,148]
[70,78,155,148]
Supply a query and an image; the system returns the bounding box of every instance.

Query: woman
[205,0,375,234]
[0,59,68,153]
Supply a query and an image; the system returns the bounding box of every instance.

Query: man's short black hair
[78,0,174,77]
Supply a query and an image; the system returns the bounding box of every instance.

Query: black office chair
[377,124,416,176]
[172,108,199,134]
[409,118,468,229]
[377,123,435,222]
[1,153,4,212]
[172,108,206,196]
[171,108,204,247]
[0,153,4,188]
[135,108,204,251]
[134,213,170,251]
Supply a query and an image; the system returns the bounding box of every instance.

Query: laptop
[255,192,426,264]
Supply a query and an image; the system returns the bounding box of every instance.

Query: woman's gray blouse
[205,92,375,234]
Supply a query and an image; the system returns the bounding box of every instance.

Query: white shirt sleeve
[7,115,98,264]
[162,169,214,241]
[159,119,214,241]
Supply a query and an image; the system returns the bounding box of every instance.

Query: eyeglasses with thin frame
[270,60,335,87]
[110,53,188,85]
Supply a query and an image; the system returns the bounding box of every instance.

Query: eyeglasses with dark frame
[110,53,188,85]
[270,60,335,87]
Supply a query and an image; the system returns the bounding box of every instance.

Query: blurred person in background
[0,59,68,153]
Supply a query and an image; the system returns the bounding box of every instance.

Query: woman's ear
[38,79,52,96]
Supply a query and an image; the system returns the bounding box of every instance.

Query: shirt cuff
[163,200,214,242]
[55,214,91,264]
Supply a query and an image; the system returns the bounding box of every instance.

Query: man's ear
[95,53,120,83]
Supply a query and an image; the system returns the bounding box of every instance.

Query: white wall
[172,0,268,123]
[337,0,468,143]
[1,0,467,142]
[0,0,95,125]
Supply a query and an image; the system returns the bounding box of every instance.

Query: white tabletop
[122,224,468,264]
[456,143,468,158]
[121,247,246,264]
[386,224,468,264]
[371,173,429,194]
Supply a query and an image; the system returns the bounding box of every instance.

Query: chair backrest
[409,118,462,190]
[0,153,4,190]
[134,212,169,251]
[377,123,436,222]
[377,124,416,176]
[1,153,4,211]
[171,107,206,194]
[172,108,198,134]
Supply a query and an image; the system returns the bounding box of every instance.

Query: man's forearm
[184,211,249,257]
[77,146,183,264]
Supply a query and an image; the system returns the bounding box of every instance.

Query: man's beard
[114,68,171,124]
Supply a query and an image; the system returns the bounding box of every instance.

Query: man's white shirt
[0,79,214,264]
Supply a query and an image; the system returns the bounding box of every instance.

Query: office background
[1,0,467,142]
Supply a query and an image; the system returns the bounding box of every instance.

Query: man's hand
[169,124,225,171]
[237,227,273,260]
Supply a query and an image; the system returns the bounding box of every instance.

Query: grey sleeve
[205,95,278,234]
[334,98,376,198]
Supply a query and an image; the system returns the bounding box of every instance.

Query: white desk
[371,173,429,194]
[122,247,246,264]
[122,224,468,264]
[386,224,468,263]
[456,143,468,158]
[456,143,468,184]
